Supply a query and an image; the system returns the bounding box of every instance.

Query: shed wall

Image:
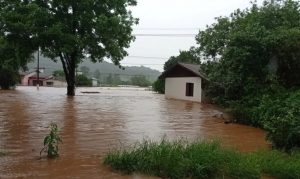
[165,77,202,102]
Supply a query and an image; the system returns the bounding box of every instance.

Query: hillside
[27,55,161,82]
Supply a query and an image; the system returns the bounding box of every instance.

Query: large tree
[0,0,138,95]
[196,0,300,150]
[197,0,300,102]
[0,37,33,89]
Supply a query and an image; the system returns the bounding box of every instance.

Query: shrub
[229,88,300,151]
[261,90,300,151]
[255,151,300,179]
[152,79,165,94]
[104,139,300,179]
[76,74,92,87]
[40,123,62,158]
[104,139,261,179]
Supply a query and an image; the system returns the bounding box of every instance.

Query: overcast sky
[116,0,264,72]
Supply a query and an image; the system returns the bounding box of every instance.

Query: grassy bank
[104,139,300,179]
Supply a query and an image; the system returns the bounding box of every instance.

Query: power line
[134,28,200,31]
[133,33,197,37]
[127,55,168,60]
[121,63,164,66]
[95,73,160,77]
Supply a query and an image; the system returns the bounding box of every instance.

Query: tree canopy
[0,0,138,95]
[130,75,151,87]
[197,0,300,102]
[196,0,300,151]
[0,36,33,89]
[163,49,200,71]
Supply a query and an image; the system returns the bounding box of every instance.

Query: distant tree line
[53,66,152,87]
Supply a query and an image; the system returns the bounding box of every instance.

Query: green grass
[256,151,300,179]
[104,139,300,179]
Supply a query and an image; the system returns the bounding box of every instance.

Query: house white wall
[44,80,67,87]
[165,77,202,102]
[92,78,98,87]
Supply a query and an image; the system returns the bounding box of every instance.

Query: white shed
[91,78,98,87]
[159,63,206,103]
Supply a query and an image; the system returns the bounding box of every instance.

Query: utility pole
[36,47,40,90]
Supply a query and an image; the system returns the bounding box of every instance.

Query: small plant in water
[40,123,62,158]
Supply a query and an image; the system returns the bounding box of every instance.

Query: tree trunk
[0,84,10,90]
[66,59,76,96]
[0,69,14,90]
[60,52,77,96]
[67,84,75,96]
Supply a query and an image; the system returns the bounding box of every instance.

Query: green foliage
[104,139,260,179]
[76,74,92,87]
[53,70,65,77]
[80,66,90,77]
[258,90,300,151]
[0,66,19,89]
[152,79,165,94]
[0,0,138,95]
[0,37,33,89]
[199,0,300,101]
[40,123,62,158]
[164,49,200,71]
[256,150,300,179]
[104,139,300,179]
[195,0,300,150]
[130,75,151,87]
[104,73,122,86]
[224,87,300,151]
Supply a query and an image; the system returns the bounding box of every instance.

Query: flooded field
[0,87,270,178]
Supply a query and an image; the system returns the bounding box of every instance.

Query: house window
[186,83,194,97]
[33,80,43,86]
[46,82,54,86]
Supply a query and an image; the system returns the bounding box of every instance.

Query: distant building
[20,68,67,87]
[91,78,98,87]
[20,68,45,86]
[159,63,207,103]
[44,77,67,87]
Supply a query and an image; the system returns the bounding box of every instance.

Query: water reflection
[0,87,269,178]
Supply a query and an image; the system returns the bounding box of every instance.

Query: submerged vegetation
[230,88,300,151]
[40,123,62,158]
[152,79,165,94]
[104,139,300,179]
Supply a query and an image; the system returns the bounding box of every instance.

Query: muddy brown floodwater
[0,87,270,179]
